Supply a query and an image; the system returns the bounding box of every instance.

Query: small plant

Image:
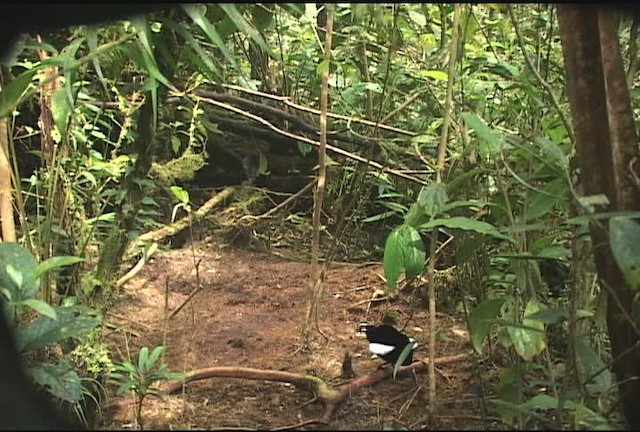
[0,242,102,426]
[109,346,184,430]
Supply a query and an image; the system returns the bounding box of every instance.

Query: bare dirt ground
[102,242,493,430]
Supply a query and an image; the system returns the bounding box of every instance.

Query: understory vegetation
[1,3,639,430]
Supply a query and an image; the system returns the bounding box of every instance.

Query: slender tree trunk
[0,118,15,242]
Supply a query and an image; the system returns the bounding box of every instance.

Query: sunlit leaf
[508,298,546,361]
[383,225,425,291]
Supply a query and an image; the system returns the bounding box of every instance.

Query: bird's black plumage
[359,323,418,366]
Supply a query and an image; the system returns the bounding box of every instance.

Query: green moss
[150,149,208,186]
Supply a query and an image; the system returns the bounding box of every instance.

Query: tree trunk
[557,5,640,429]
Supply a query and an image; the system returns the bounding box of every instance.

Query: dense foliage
[1,3,639,429]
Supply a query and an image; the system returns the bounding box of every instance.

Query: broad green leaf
[171,135,181,154]
[383,225,426,291]
[537,137,569,170]
[16,299,57,320]
[30,361,82,403]
[317,59,330,76]
[392,342,416,380]
[508,298,546,361]
[408,10,427,26]
[219,4,275,58]
[461,112,505,156]
[575,339,613,395]
[0,243,40,302]
[0,68,38,118]
[419,70,447,81]
[170,186,189,204]
[29,256,84,286]
[17,307,100,353]
[417,183,448,217]
[468,297,506,353]
[526,179,568,221]
[521,394,558,411]
[59,37,85,123]
[418,217,515,243]
[609,217,640,291]
[456,234,486,266]
[523,307,568,324]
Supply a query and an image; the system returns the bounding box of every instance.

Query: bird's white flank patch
[369,342,395,355]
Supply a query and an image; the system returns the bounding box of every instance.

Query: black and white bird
[359,323,418,366]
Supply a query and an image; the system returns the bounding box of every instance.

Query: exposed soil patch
[103,244,495,430]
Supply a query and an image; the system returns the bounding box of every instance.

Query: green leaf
[419,70,447,81]
[138,347,150,372]
[86,26,109,95]
[164,18,221,80]
[383,225,426,291]
[535,245,570,260]
[28,256,84,286]
[417,183,448,218]
[392,341,416,380]
[575,339,613,395]
[170,186,189,204]
[0,242,40,303]
[316,59,330,76]
[147,346,166,369]
[0,68,38,118]
[536,137,569,170]
[522,308,568,324]
[51,87,73,137]
[609,217,640,291]
[219,4,275,58]
[408,10,427,26]
[16,299,57,320]
[509,298,546,361]
[418,217,515,243]
[521,394,558,411]
[30,360,82,403]
[183,4,240,72]
[125,34,176,93]
[526,179,568,221]
[17,307,100,353]
[468,297,506,353]
[461,112,505,157]
[455,234,486,267]
[116,381,136,395]
[171,135,181,154]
